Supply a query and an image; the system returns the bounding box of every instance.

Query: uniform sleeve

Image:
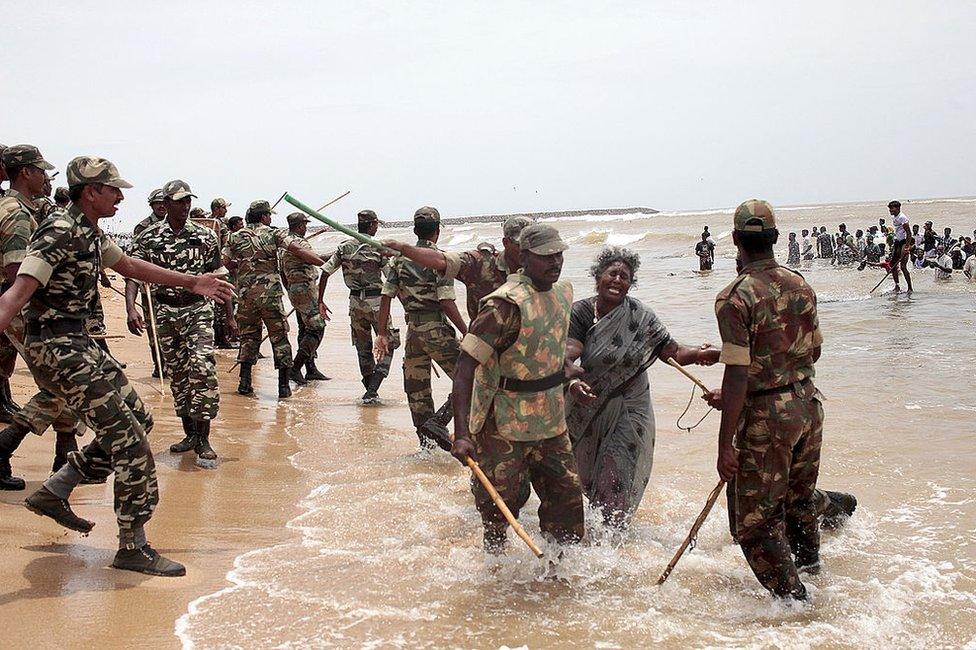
[443,249,480,282]
[715,292,752,366]
[128,230,149,263]
[320,245,342,276]
[460,298,521,363]
[381,260,400,297]
[274,229,297,250]
[435,265,457,301]
[18,219,74,287]
[100,235,124,268]
[205,230,225,274]
[1,209,35,267]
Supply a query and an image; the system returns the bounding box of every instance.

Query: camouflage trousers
[5,313,81,436]
[403,320,458,431]
[731,390,823,598]
[87,293,107,336]
[287,281,325,360]
[237,291,293,368]
[155,301,219,421]
[23,330,157,536]
[350,295,399,381]
[472,417,585,548]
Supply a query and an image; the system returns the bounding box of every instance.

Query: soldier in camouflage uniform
[383,216,533,320]
[710,199,832,600]
[133,188,167,378]
[0,145,84,490]
[375,207,467,450]
[126,180,236,467]
[0,156,233,576]
[281,212,329,383]
[224,200,325,399]
[320,209,400,403]
[451,224,591,552]
[0,143,22,423]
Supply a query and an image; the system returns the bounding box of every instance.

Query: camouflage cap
[148,188,166,203]
[503,216,533,240]
[211,197,231,209]
[54,187,70,202]
[413,206,440,223]
[66,156,133,189]
[733,199,777,232]
[357,209,378,222]
[1,144,55,171]
[286,211,310,227]
[246,200,276,217]
[189,207,208,218]
[163,179,197,201]
[519,223,568,255]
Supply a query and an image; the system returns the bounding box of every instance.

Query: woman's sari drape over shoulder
[566,296,670,524]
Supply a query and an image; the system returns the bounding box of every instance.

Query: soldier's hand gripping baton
[465,457,545,558]
[656,479,725,585]
[229,308,296,372]
[283,193,396,255]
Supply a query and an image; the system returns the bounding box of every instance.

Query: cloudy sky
[4,1,973,229]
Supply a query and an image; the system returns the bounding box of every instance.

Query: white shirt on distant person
[935,254,953,280]
[893,213,909,241]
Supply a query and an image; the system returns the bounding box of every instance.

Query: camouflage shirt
[222,223,295,300]
[0,189,41,270]
[129,218,224,302]
[280,235,319,286]
[133,213,162,237]
[18,204,124,325]
[381,239,455,314]
[714,258,823,392]
[443,243,511,319]
[462,274,573,441]
[321,238,389,292]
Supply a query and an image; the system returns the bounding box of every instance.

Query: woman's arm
[658,339,720,366]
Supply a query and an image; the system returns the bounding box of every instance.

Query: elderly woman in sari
[566,246,720,528]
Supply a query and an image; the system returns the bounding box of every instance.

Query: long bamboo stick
[665,357,709,393]
[466,457,544,558]
[656,479,725,585]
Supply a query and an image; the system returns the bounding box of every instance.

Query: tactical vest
[469,274,573,442]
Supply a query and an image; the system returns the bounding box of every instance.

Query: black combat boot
[278,367,292,398]
[170,416,198,453]
[361,372,385,404]
[418,400,454,452]
[289,353,308,385]
[237,362,254,395]
[0,421,30,490]
[112,543,186,577]
[821,490,857,530]
[194,421,218,468]
[52,429,79,473]
[304,359,329,381]
[24,486,94,533]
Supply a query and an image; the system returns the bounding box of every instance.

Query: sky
[3,1,974,230]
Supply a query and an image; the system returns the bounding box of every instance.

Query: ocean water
[177,198,976,649]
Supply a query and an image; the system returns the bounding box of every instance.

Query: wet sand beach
[1,198,974,648]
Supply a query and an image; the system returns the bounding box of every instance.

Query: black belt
[153,293,205,308]
[350,288,382,299]
[26,319,86,337]
[499,371,566,393]
[749,377,811,398]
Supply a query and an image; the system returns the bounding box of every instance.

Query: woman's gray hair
[589,245,641,284]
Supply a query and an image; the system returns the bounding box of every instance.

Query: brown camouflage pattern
[443,243,510,319]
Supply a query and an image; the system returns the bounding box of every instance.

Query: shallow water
[178,198,976,648]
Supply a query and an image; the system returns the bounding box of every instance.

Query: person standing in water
[888,200,913,292]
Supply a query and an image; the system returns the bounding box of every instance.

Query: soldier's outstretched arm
[440,298,468,336]
[0,276,39,333]
[110,255,234,304]
[286,241,325,267]
[380,240,447,272]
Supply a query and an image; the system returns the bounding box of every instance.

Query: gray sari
[566,296,671,526]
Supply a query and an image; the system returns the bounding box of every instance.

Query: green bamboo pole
[284,193,394,255]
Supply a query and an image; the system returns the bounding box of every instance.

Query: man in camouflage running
[1,156,233,576]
